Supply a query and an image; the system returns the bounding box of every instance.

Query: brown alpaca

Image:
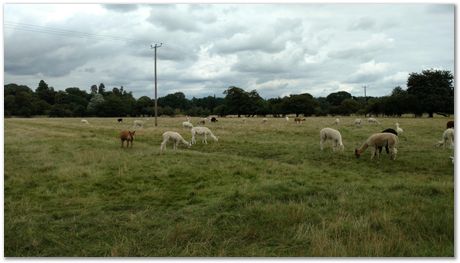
[447,120,454,129]
[294,117,306,124]
[120,130,135,148]
[355,133,398,160]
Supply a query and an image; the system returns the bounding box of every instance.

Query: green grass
[4,116,454,256]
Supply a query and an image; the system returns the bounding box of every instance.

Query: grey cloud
[426,4,454,14]
[102,4,139,13]
[348,16,376,31]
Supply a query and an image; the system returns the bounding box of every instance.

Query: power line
[4,21,138,42]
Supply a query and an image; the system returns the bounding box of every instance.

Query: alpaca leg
[160,140,166,153]
[174,141,178,150]
[371,148,376,160]
[320,138,324,151]
[204,134,208,144]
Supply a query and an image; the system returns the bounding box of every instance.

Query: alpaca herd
[111,117,453,163]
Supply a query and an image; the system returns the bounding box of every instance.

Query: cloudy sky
[3,3,454,99]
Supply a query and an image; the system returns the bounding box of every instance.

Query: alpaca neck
[357,142,369,154]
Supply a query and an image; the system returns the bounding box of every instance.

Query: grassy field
[4,116,454,256]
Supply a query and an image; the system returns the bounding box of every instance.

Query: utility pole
[363,85,367,98]
[151,43,163,127]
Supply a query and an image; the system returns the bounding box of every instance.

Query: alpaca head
[354,149,361,158]
[129,131,135,139]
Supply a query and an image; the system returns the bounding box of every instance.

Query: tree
[158,92,190,111]
[407,69,454,117]
[98,83,106,95]
[281,93,317,117]
[326,91,352,106]
[87,93,105,115]
[223,86,251,117]
[90,85,98,94]
[35,80,55,105]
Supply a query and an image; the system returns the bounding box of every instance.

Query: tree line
[4,69,454,118]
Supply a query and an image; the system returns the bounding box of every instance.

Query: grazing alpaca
[191,126,218,144]
[120,130,135,148]
[294,117,306,124]
[160,131,191,153]
[333,118,340,125]
[117,118,123,123]
[395,123,404,135]
[379,128,398,154]
[320,128,344,152]
[354,118,362,127]
[133,120,144,128]
[211,117,218,122]
[262,118,268,123]
[368,118,380,124]
[436,128,454,149]
[182,121,193,128]
[355,133,398,160]
[285,116,289,121]
[447,120,454,129]
[198,118,207,125]
[81,119,89,124]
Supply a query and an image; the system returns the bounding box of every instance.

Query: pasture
[4,116,454,256]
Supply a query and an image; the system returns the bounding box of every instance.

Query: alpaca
[355,133,398,160]
[333,118,340,125]
[191,126,218,144]
[368,118,380,124]
[211,117,218,122]
[81,119,89,124]
[198,118,207,125]
[133,120,144,128]
[285,116,289,121]
[117,118,123,123]
[395,123,404,135]
[182,121,194,128]
[436,128,454,149]
[320,128,344,152]
[120,130,135,148]
[186,115,191,122]
[354,118,362,127]
[379,128,398,154]
[262,118,268,123]
[447,120,454,129]
[294,117,306,124]
[160,131,191,153]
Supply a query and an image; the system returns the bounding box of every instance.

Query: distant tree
[35,80,55,105]
[223,86,251,117]
[135,96,154,116]
[90,85,98,94]
[407,69,454,117]
[326,91,352,106]
[87,93,105,115]
[158,92,190,111]
[282,93,317,117]
[339,98,361,115]
[98,83,106,95]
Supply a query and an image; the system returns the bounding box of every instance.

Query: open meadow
[4,116,454,256]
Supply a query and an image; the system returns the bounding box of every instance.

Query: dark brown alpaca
[120,130,135,148]
[447,120,454,129]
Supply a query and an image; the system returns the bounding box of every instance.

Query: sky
[3,3,455,99]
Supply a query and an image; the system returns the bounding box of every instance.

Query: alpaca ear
[132,131,136,135]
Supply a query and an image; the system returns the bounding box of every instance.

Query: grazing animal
[191,126,218,144]
[198,118,207,125]
[285,116,289,121]
[368,118,380,124]
[242,117,247,123]
[182,121,193,128]
[294,117,306,124]
[436,128,454,149]
[333,118,340,125]
[262,118,268,123]
[320,127,344,152]
[186,115,191,122]
[380,128,398,154]
[120,130,135,148]
[395,123,404,135]
[355,133,398,160]
[81,119,89,124]
[354,118,362,127]
[211,117,218,122]
[117,118,123,123]
[447,120,454,129]
[133,120,144,128]
[160,131,191,153]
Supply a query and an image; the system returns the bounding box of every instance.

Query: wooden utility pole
[151,43,163,126]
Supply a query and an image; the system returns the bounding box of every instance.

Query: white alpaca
[354,118,362,127]
[355,133,398,160]
[191,126,218,144]
[186,115,191,122]
[81,119,89,124]
[133,120,144,128]
[333,118,340,125]
[395,123,404,135]
[368,118,380,124]
[160,131,191,153]
[262,118,268,123]
[436,128,454,149]
[285,116,289,121]
[320,128,344,152]
[182,121,193,128]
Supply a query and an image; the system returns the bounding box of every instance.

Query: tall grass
[4,116,454,256]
